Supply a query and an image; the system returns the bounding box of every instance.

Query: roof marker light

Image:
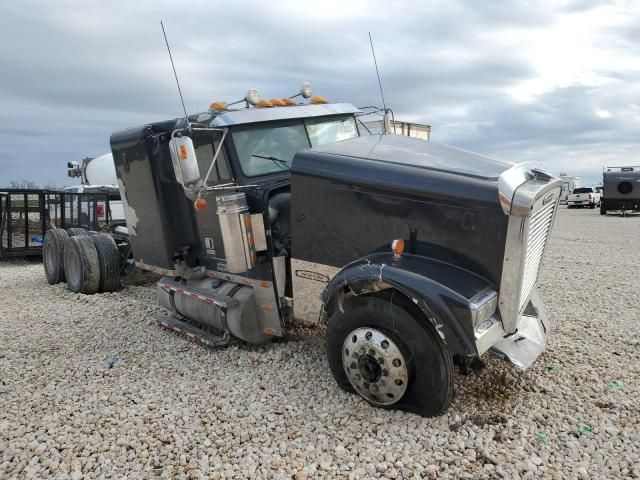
[270,99,285,106]
[209,102,227,111]
[310,96,328,104]
[282,98,297,106]
[256,99,273,108]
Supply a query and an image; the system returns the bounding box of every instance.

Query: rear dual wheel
[91,234,120,292]
[64,236,101,294]
[43,229,68,284]
[67,227,88,237]
[327,294,454,417]
[55,232,120,294]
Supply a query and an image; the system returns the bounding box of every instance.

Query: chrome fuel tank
[157,276,271,344]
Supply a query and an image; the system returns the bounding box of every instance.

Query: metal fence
[0,189,112,258]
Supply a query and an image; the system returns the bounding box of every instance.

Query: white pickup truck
[567,187,601,209]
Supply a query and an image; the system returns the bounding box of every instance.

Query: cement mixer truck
[62,153,124,224]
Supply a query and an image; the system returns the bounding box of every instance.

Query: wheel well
[326,282,424,326]
[325,281,468,362]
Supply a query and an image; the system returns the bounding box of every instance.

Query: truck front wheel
[326,293,454,417]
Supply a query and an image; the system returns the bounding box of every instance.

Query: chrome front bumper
[474,289,550,369]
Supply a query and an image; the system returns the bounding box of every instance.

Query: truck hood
[308,134,515,181]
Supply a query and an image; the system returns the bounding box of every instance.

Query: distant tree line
[5,179,68,190]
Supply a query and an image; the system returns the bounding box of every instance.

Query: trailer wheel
[91,233,121,292]
[43,229,68,285]
[326,293,454,417]
[67,227,88,237]
[63,236,100,294]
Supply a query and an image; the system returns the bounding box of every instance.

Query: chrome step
[153,313,230,348]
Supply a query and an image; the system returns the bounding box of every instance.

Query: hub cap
[342,327,408,406]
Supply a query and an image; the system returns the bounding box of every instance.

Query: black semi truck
[43,85,562,416]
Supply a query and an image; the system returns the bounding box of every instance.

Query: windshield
[232,123,310,177]
[231,115,359,177]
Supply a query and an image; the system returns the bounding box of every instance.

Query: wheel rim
[342,327,408,406]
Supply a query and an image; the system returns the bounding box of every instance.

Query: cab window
[192,133,233,186]
[305,116,358,146]
[232,123,310,177]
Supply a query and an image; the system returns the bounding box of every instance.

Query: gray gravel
[1,208,639,479]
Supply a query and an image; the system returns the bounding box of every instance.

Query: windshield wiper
[251,154,290,171]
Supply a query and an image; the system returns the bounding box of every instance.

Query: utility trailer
[0,188,116,258]
[42,84,562,416]
[600,166,640,215]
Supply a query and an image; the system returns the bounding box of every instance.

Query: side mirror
[169,134,202,189]
[169,128,229,198]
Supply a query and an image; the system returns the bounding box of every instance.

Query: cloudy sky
[1,0,638,187]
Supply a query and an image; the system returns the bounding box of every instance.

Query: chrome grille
[519,200,556,310]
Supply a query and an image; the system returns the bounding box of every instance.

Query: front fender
[321,252,496,357]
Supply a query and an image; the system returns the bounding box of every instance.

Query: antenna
[161,21,189,121]
[368,32,387,112]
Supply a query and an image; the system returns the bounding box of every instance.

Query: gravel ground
[1,208,639,479]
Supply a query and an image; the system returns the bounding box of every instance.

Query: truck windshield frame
[230,115,358,178]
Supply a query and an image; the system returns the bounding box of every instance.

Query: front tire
[326,293,454,417]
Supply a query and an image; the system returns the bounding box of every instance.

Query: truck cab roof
[205,102,360,127]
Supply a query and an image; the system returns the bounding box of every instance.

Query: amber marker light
[179,145,188,160]
[194,197,208,211]
[310,96,328,104]
[270,99,285,106]
[210,102,227,111]
[391,239,405,258]
[257,99,274,108]
[282,98,297,106]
